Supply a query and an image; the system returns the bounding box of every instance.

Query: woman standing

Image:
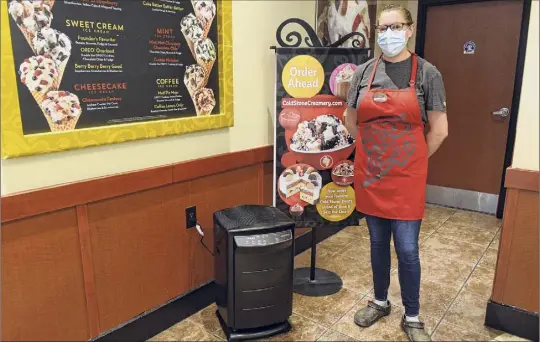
[344,4,448,342]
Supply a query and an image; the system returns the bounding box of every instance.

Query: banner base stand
[293,227,343,297]
[293,267,343,296]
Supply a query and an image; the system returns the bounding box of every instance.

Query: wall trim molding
[505,168,539,192]
[485,300,539,341]
[1,146,273,223]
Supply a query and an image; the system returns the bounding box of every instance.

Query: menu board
[7,0,220,135]
[274,47,370,229]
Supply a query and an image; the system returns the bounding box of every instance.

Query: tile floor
[150,205,530,341]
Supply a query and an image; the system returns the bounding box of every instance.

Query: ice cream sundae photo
[290,114,354,153]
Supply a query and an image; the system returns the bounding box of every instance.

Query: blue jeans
[366,215,421,316]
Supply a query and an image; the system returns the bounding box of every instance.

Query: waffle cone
[30,89,47,107]
[194,98,214,116]
[56,58,70,88]
[28,77,59,106]
[200,17,213,39]
[43,114,80,132]
[182,33,197,60]
[196,58,215,86]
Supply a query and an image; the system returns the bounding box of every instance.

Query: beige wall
[2,0,537,194]
[0,1,316,195]
[512,0,539,171]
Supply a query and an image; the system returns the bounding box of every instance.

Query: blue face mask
[377,29,408,57]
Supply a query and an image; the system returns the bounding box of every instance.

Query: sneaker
[401,315,432,341]
[354,300,391,327]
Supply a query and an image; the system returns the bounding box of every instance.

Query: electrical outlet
[186,206,197,229]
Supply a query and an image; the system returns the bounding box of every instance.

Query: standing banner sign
[274,47,370,228]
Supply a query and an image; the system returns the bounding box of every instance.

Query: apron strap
[367,56,383,91]
[409,53,418,88]
[367,52,418,90]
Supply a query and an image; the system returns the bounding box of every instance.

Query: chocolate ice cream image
[193,88,215,116]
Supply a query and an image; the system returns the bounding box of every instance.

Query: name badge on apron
[373,92,388,103]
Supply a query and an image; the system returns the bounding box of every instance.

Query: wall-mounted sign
[463,41,476,54]
[1,0,233,158]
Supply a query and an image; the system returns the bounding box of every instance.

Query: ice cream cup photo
[279,109,300,130]
[289,203,304,217]
[330,63,357,100]
[331,160,355,186]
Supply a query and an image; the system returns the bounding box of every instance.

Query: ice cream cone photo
[191,0,215,38]
[194,38,216,85]
[19,55,59,104]
[180,13,204,60]
[184,64,207,97]
[41,91,82,132]
[42,0,55,9]
[33,28,72,87]
[192,88,215,116]
[8,0,54,53]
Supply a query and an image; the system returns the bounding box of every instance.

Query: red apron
[354,53,428,220]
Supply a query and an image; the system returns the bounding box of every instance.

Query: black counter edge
[485,300,539,341]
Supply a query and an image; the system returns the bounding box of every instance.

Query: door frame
[415,0,532,218]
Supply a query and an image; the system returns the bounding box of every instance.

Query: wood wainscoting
[486,167,539,340]
[1,146,307,341]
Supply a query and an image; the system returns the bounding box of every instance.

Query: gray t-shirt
[346,56,447,123]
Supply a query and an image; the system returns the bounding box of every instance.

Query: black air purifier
[214,205,295,341]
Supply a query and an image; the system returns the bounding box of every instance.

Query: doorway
[416,0,531,217]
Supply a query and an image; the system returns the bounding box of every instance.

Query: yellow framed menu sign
[1,0,233,158]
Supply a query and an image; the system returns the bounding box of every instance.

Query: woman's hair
[379,4,414,25]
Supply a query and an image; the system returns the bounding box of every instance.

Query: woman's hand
[344,107,359,137]
[426,110,448,157]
